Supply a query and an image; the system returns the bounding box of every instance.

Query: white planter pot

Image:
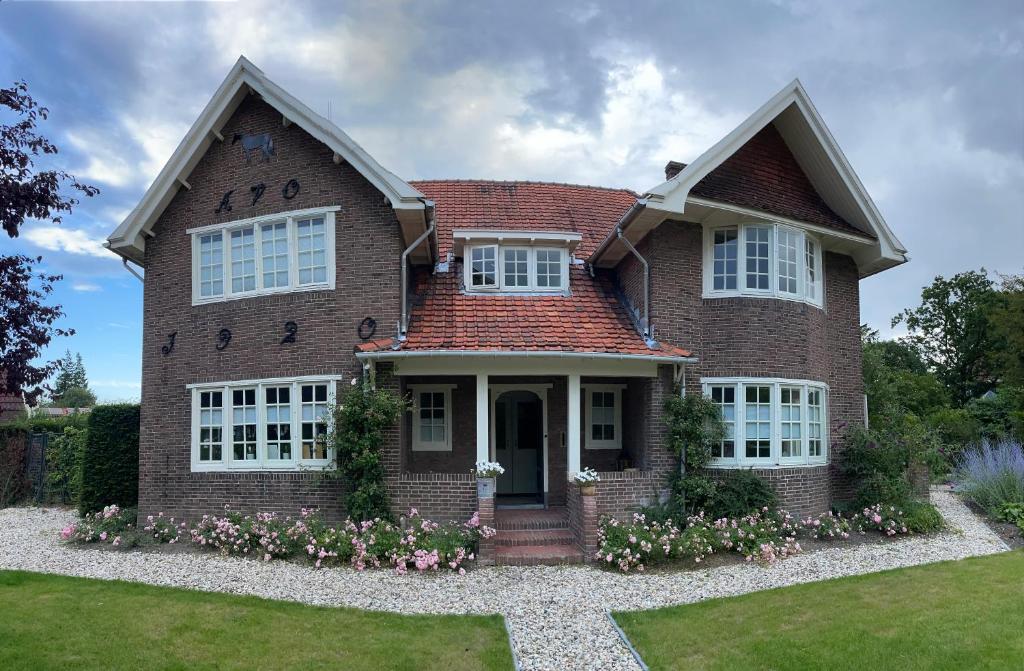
[477,477,496,499]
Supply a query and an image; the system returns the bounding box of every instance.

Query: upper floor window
[190,376,336,471]
[704,223,823,307]
[189,207,337,305]
[701,377,829,468]
[466,244,568,293]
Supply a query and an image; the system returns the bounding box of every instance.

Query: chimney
[664,160,687,180]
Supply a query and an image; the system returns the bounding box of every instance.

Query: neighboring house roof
[106,56,431,266]
[688,123,867,237]
[411,180,638,259]
[356,266,692,360]
[592,79,908,277]
[33,407,92,417]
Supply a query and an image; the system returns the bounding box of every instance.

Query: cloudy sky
[1,1,1022,401]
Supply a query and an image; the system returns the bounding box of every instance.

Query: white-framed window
[584,385,624,450]
[189,376,337,472]
[465,244,569,293]
[189,206,337,305]
[469,245,498,289]
[708,385,736,459]
[703,223,824,307]
[701,377,829,467]
[409,385,454,451]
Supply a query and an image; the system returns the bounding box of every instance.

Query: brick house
[106,57,907,563]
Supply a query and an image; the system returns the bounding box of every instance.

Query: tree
[893,270,1000,405]
[1,80,98,238]
[51,350,89,400]
[1,80,97,403]
[989,272,1024,389]
[861,326,948,425]
[0,255,73,404]
[57,386,96,409]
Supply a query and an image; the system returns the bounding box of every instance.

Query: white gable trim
[592,79,908,277]
[106,56,427,265]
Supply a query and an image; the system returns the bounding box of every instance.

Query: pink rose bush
[60,504,135,547]
[143,513,187,543]
[598,501,929,573]
[189,507,493,574]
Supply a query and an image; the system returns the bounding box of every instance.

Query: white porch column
[567,373,581,477]
[476,373,489,464]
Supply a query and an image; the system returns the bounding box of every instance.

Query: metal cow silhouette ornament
[232,132,274,164]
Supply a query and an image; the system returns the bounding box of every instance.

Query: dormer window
[466,244,567,292]
[704,223,824,307]
[456,230,578,294]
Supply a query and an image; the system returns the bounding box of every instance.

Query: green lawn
[0,570,513,671]
[614,551,1024,671]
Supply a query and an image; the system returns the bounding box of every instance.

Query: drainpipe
[121,258,144,283]
[616,226,652,343]
[399,201,436,340]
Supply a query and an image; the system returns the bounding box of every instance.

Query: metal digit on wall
[216,328,232,351]
[281,321,298,345]
[161,331,177,356]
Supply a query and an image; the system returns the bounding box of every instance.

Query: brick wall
[140,94,406,523]
[615,220,865,514]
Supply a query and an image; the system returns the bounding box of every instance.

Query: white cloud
[65,129,138,188]
[23,226,112,258]
[72,282,102,292]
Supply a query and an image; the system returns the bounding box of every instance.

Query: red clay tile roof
[357,266,692,359]
[690,123,871,237]
[410,180,639,259]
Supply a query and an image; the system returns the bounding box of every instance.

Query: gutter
[588,196,647,265]
[121,258,144,283]
[355,349,697,365]
[399,200,436,339]
[616,226,652,343]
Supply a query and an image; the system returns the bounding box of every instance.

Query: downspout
[121,258,144,283]
[616,226,653,344]
[399,200,436,340]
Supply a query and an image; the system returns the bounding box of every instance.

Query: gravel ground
[0,487,1008,671]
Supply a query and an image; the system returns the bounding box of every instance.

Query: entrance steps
[493,506,583,565]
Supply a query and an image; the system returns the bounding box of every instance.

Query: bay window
[702,378,828,467]
[466,244,568,292]
[189,206,337,304]
[705,223,824,306]
[190,376,336,471]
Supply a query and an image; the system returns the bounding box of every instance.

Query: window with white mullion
[776,227,800,296]
[261,221,290,289]
[709,385,736,459]
[229,226,257,294]
[231,387,258,463]
[805,237,822,303]
[779,386,803,460]
[743,384,772,461]
[264,384,293,462]
[502,247,530,289]
[296,216,328,285]
[198,232,224,298]
[469,245,498,289]
[197,390,224,462]
[807,388,825,460]
[712,228,739,291]
[744,225,772,291]
[535,248,564,289]
[300,383,330,461]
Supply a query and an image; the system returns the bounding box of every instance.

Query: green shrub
[841,419,939,507]
[901,500,944,533]
[46,426,86,504]
[0,429,29,507]
[997,502,1024,530]
[78,404,139,515]
[663,391,726,515]
[708,470,778,519]
[328,382,405,522]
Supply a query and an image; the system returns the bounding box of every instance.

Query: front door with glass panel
[494,391,543,504]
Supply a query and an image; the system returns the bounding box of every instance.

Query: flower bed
[60,506,495,574]
[597,501,941,572]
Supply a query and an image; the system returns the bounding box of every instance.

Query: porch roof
[356,266,694,361]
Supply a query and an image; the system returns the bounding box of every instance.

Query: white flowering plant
[574,467,601,485]
[474,461,505,478]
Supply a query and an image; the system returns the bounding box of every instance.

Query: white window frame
[188,375,338,472]
[700,377,829,468]
[409,384,454,452]
[189,206,338,305]
[465,244,570,294]
[703,222,824,308]
[584,384,624,450]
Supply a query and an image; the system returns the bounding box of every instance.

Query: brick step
[494,507,570,531]
[494,544,584,566]
[495,528,576,547]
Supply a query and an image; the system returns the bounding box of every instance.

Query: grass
[614,551,1024,671]
[0,570,513,671]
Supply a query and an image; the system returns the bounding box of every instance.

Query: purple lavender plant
[954,439,1024,514]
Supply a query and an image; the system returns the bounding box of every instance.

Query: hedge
[78,404,140,515]
[0,428,29,507]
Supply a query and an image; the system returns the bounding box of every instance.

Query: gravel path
[0,487,1008,671]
